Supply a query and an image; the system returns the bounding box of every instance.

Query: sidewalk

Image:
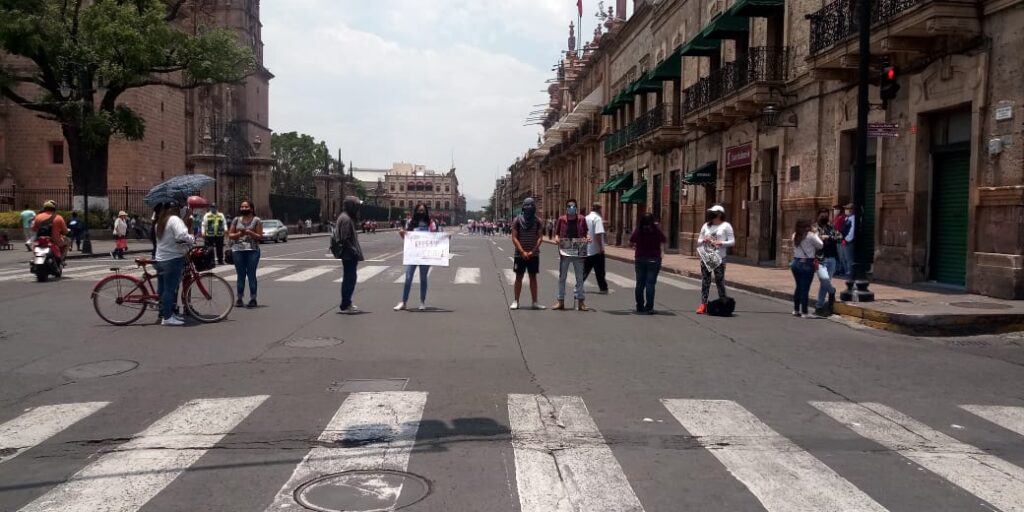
[599,245,1024,336]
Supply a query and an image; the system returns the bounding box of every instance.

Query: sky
[261,0,624,209]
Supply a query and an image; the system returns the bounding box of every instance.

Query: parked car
[261,219,288,243]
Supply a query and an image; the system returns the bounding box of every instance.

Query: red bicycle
[91,248,234,326]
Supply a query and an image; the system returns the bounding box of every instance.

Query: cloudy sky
[262,0,624,208]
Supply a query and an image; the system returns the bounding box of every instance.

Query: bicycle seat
[135,257,154,267]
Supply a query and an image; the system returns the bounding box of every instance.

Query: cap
[118,211,127,217]
[42,200,57,210]
[707,205,726,213]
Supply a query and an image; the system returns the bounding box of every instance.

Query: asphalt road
[1,231,1023,512]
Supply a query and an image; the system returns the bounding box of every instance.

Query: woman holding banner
[395,203,438,311]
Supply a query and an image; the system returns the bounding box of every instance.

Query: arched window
[416,181,425,192]
[425,183,433,192]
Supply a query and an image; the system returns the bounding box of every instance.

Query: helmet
[42,200,57,210]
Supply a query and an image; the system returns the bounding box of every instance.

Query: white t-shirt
[155,216,194,261]
[585,211,605,256]
[698,222,736,262]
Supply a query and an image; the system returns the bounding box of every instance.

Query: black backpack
[707,297,736,317]
[35,215,56,237]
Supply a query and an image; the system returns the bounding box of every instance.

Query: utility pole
[841,0,874,302]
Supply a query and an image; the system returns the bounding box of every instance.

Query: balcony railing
[808,0,923,56]
[682,47,790,115]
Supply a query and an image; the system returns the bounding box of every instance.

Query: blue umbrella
[144,174,215,206]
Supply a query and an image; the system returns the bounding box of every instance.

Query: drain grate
[61,360,138,380]
[328,379,409,393]
[294,470,430,511]
[949,301,1014,310]
[285,336,345,348]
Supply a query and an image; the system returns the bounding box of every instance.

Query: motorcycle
[30,236,64,282]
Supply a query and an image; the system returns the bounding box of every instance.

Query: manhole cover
[285,337,345,348]
[61,360,138,379]
[294,470,430,511]
[949,301,1014,310]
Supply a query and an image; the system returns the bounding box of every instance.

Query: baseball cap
[707,205,725,213]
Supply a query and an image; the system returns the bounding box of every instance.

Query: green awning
[600,172,634,193]
[680,34,721,57]
[634,70,664,92]
[596,175,618,192]
[728,0,784,17]
[620,181,648,204]
[682,161,718,185]
[700,14,749,40]
[650,47,683,80]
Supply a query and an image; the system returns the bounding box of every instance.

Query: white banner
[403,231,450,267]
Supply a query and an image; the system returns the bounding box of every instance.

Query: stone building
[384,163,466,224]
[0,0,273,215]
[502,0,1024,299]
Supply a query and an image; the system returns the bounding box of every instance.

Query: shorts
[513,256,540,275]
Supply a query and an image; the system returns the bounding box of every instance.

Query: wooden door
[730,167,751,258]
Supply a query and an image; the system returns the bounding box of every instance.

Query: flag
[577,0,583,17]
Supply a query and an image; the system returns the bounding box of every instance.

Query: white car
[261,219,288,243]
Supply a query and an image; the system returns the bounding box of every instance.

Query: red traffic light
[885,67,896,80]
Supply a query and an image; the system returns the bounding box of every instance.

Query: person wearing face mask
[553,199,591,311]
[814,208,839,316]
[696,205,735,315]
[510,198,545,310]
[203,204,227,265]
[395,203,437,311]
[228,200,263,308]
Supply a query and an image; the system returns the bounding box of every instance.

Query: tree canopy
[271,131,333,198]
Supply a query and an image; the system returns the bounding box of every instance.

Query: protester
[112,211,128,259]
[228,200,263,308]
[68,211,86,252]
[832,205,848,276]
[335,197,364,314]
[630,212,666,315]
[510,198,545,310]
[395,203,436,311]
[153,202,194,326]
[841,203,856,278]
[815,208,839,316]
[202,204,227,265]
[583,202,609,294]
[31,201,70,260]
[553,198,590,311]
[696,205,735,315]
[20,204,35,251]
[791,219,824,318]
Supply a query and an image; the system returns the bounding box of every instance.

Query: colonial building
[0,0,273,215]
[384,163,466,224]
[501,0,1024,299]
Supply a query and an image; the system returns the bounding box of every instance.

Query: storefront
[724,143,753,259]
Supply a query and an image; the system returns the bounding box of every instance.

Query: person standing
[68,211,84,252]
[228,200,263,308]
[395,203,436,311]
[696,205,735,315]
[153,202,194,326]
[510,198,545,310]
[814,208,839,316]
[791,219,824,318]
[841,203,856,278]
[112,211,129,259]
[832,205,848,276]
[203,204,227,265]
[583,202,609,294]
[20,204,35,251]
[552,199,590,311]
[335,197,364,314]
[630,212,666,315]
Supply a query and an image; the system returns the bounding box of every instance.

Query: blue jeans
[839,242,854,277]
[233,250,260,299]
[402,265,429,303]
[340,259,358,309]
[791,259,816,314]
[153,257,185,320]
[558,256,585,301]
[816,257,837,309]
[634,258,661,311]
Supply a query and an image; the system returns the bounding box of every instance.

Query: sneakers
[247,299,258,308]
[338,305,360,314]
[531,303,547,310]
[161,316,184,326]
[418,303,427,311]
[792,310,801,317]
[236,298,244,308]
[696,304,707,315]
[393,302,406,311]
[509,301,519,310]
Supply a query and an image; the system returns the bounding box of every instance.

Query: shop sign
[868,122,899,138]
[995,105,1013,121]
[726,143,752,168]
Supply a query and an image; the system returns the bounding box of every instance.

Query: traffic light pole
[842,0,874,302]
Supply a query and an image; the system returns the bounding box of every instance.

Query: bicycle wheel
[185,273,234,323]
[92,274,148,326]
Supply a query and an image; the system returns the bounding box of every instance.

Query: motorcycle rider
[31,200,70,262]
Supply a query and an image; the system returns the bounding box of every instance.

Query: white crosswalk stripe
[658,275,698,290]
[266,391,427,511]
[508,394,645,512]
[502,269,517,285]
[604,271,634,288]
[0,402,109,464]
[454,267,481,284]
[663,399,889,512]
[341,264,388,283]
[961,404,1024,436]
[224,265,291,282]
[276,265,336,282]
[0,264,111,282]
[812,401,1024,512]
[18,395,268,512]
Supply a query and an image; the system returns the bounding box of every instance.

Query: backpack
[707,297,736,317]
[35,214,56,238]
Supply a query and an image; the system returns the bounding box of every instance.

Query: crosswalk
[3,395,1023,511]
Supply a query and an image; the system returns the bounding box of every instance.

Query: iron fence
[0,186,149,214]
[809,0,923,56]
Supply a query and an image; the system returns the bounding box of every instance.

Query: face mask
[567,205,577,215]
[240,208,251,215]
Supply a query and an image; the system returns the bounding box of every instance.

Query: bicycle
[91,247,234,326]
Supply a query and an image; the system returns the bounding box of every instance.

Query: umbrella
[144,175,215,206]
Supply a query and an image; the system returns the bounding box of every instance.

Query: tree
[352,179,367,202]
[270,132,331,197]
[0,0,254,202]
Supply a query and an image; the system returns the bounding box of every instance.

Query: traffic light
[880,66,900,104]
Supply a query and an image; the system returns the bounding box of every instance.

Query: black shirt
[566,216,579,239]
